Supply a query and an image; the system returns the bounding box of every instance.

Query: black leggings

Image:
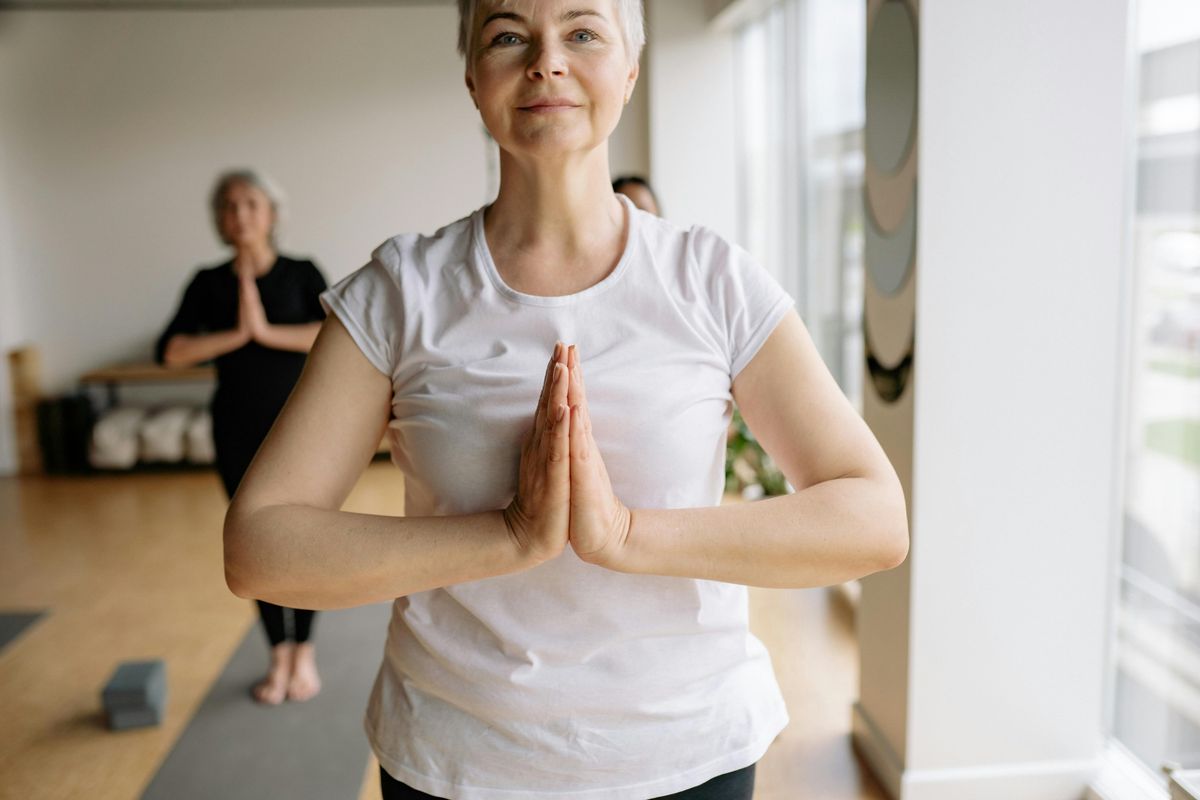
[379,763,756,800]
[255,600,316,646]
[218,437,317,649]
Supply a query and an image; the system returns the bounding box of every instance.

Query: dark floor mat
[141,602,392,800]
[0,611,46,655]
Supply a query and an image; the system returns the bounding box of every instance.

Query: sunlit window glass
[1115,0,1200,784]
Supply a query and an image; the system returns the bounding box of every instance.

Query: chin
[506,130,605,159]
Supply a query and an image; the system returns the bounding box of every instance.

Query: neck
[485,147,623,257]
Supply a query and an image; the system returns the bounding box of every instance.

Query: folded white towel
[89,407,147,470]
[185,409,215,464]
[139,407,193,463]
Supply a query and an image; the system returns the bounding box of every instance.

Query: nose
[526,38,568,81]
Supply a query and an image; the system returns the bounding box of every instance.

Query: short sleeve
[691,226,796,379]
[301,260,329,321]
[154,271,209,365]
[319,241,404,378]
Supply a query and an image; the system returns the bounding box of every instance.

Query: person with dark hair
[157,169,328,706]
[224,1,908,796]
[612,173,661,215]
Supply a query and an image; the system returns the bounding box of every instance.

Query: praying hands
[503,342,632,569]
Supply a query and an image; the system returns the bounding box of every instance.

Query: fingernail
[556,405,566,422]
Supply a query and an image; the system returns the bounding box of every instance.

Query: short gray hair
[456,0,644,67]
[209,168,286,246]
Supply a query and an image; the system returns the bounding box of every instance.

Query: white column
[853,1,1132,799]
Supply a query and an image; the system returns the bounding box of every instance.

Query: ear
[465,69,479,110]
[625,59,640,100]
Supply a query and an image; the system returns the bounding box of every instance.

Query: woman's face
[465,0,638,162]
[217,181,274,248]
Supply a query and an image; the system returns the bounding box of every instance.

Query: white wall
[0,153,22,474]
[646,0,739,240]
[0,4,650,474]
[610,48,650,181]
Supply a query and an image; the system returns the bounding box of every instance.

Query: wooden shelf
[78,361,388,456]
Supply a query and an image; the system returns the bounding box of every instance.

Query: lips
[519,100,580,109]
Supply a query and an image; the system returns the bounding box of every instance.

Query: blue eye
[572,29,597,43]
[491,32,523,46]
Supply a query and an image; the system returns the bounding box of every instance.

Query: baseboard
[852,701,1105,800]
[1086,740,1170,800]
[851,700,904,799]
[899,756,1100,800]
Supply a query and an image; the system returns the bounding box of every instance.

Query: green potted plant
[725,406,790,500]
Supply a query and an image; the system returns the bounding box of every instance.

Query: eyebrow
[481,9,606,28]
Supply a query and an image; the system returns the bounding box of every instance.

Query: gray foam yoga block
[108,704,164,731]
[102,659,166,729]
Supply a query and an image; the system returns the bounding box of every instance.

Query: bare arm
[162,329,250,367]
[223,315,568,609]
[159,268,320,366]
[574,310,909,588]
[254,321,322,353]
[161,310,320,365]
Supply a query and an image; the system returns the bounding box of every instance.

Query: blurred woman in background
[156,169,328,705]
[612,173,660,215]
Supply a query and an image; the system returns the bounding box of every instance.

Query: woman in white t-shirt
[223,1,909,798]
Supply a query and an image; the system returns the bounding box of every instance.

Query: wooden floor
[0,462,887,800]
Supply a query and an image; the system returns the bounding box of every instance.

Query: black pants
[217,421,317,649]
[379,763,756,800]
[255,600,316,646]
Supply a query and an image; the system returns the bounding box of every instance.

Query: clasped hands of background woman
[504,342,634,570]
[234,261,272,344]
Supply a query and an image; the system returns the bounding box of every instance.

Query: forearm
[256,322,322,353]
[224,504,534,608]
[163,329,248,367]
[619,476,908,588]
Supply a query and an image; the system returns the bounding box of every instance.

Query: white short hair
[457,0,644,67]
[209,168,286,246]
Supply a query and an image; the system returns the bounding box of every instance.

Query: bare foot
[253,642,294,705]
[287,642,322,702]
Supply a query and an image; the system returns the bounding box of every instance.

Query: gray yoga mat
[142,602,393,800]
[0,611,45,655]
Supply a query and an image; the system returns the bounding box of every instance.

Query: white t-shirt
[320,193,794,800]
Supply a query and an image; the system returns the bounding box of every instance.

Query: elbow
[883,526,909,569]
[222,507,260,600]
[161,335,202,369]
[224,564,253,599]
[224,548,255,599]
[877,479,910,570]
[861,530,908,577]
[160,338,183,369]
[223,549,255,600]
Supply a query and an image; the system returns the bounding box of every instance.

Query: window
[733,0,865,409]
[1114,0,1200,785]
